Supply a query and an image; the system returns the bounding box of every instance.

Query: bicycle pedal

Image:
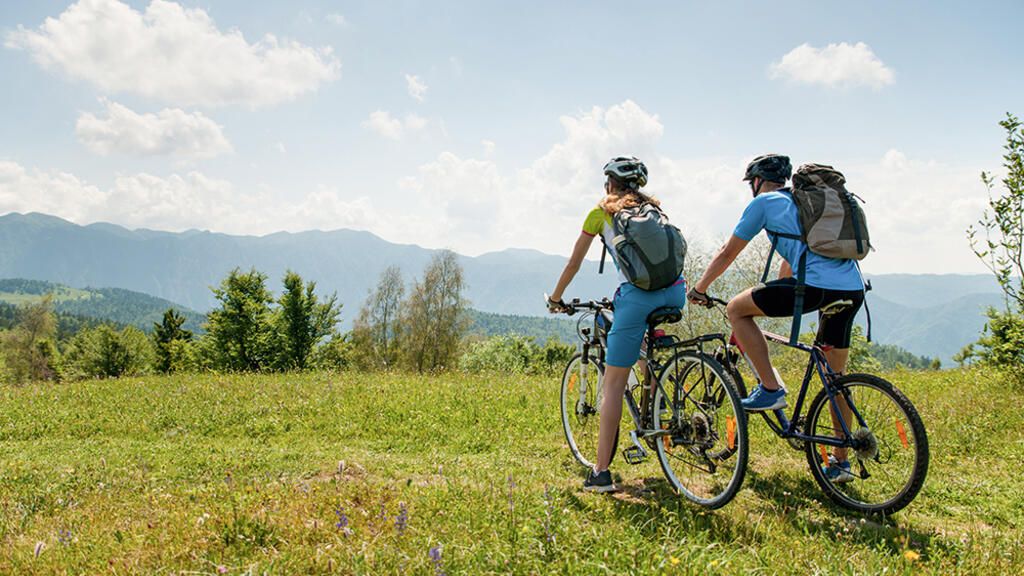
[623,446,648,465]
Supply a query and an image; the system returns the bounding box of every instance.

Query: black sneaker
[583,469,618,493]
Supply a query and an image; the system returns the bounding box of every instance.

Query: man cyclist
[687,154,866,482]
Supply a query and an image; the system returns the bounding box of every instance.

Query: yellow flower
[904,550,921,562]
[670,557,680,566]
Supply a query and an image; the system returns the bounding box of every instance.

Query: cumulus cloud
[5,0,340,108]
[362,111,428,140]
[405,74,428,101]
[769,42,894,89]
[75,100,232,158]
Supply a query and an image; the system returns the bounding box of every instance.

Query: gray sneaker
[583,469,618,493]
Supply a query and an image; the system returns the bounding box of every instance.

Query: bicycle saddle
[646,306,682,327]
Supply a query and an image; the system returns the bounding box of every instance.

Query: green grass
[0,286,93,306]
[0,368,1021,574]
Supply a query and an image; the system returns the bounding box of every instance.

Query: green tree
[969,113,1024,311]
[966,113,1024,375]
[152,308,194,373]
[400,251,469,372]
[205,268,274,371]
[1,294,62,383]
[351,266,405,370]
[64,324,154,379]
[274,271,342,371]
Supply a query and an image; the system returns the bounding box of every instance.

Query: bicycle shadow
[561,464,951,561]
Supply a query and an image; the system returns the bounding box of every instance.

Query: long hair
[600,176,660,215]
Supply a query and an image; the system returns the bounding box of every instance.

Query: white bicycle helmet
[603,156,648,190]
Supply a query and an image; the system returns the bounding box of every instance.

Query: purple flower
[395,502,408,534]
[334,507,349,530]
[429,545,446,576]
[57,529,72,546]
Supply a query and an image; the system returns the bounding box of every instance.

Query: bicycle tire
[803,373,929,515]
[560,352,618,469]
[653,350,748,509]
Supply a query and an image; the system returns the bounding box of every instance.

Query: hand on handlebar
[544,293,568,314]
[687,287,714,308]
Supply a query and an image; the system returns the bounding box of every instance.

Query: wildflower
[904,550,920,562]
[57,529,72,545]
[335,507,353,536]
[33,541,44,557]
[542,485,555,545]
[395,502,408,534]
[217,565,228,574]
[429,545,446,576]
[670,556,680,566]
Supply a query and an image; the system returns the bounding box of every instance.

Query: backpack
[790,164,871,260]
[599,203,686,291]
[762,164,871,344]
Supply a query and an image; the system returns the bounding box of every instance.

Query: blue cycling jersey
[733,189,864,291]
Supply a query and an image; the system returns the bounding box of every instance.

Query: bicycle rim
[654,351,748,509]
[804,374,929,515]
[560,352,610,468]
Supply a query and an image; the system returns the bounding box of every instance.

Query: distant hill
[0,278,206,333]
[467,310,578,345]
[0,212,1006,363]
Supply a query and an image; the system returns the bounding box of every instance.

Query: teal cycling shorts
[606,279,686,368]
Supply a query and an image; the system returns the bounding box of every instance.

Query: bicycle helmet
[742,154,792,184]
[603,156,648,190]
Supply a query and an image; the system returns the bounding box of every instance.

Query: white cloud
[362,110,428,140]
[75,100,232,158]
[405,74,428,101]
[481,140,496,156]
[769,42,894,89]
[5,0,340,108]
[327,13,347,26]
[0,160,380,235]
[276,142,287,154]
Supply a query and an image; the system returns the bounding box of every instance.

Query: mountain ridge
[0,212,1002,362]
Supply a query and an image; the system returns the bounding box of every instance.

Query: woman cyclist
[547,157,686,493]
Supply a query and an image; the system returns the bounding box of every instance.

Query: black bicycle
[555,297,749,509]
[697,296,929,515]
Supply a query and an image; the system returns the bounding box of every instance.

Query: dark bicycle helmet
[743,154,792,184]
[603,156,648,190]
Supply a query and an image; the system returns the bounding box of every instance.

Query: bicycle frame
[715,327,871,450]
[571,301,678,442]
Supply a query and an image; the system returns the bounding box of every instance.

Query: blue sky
[1,0,1022,274]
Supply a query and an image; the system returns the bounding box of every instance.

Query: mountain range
[0,212,1005,363]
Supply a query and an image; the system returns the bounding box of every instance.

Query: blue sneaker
[823,455,854,484]
[741,384,788,412]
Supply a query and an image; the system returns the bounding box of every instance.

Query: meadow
[0,367,1020,574]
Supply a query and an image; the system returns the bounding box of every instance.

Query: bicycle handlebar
[544,293,612,316]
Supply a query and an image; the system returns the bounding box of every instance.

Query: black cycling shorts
[751,278,865,348]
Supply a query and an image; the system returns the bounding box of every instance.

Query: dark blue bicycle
[701,296,929,515]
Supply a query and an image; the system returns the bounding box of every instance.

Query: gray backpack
[791,164,871,260]
[763,164,871,344]
[601,203,686,291]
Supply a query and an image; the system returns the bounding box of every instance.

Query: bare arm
[550,232,596,302]
[693,234,749,294]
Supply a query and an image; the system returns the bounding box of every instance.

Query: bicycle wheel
[560,352,617,468]
[653,350,748,509]
[804,374,929,515]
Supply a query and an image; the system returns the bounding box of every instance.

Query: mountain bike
[698,295,929,515]
[555,297,749,509]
